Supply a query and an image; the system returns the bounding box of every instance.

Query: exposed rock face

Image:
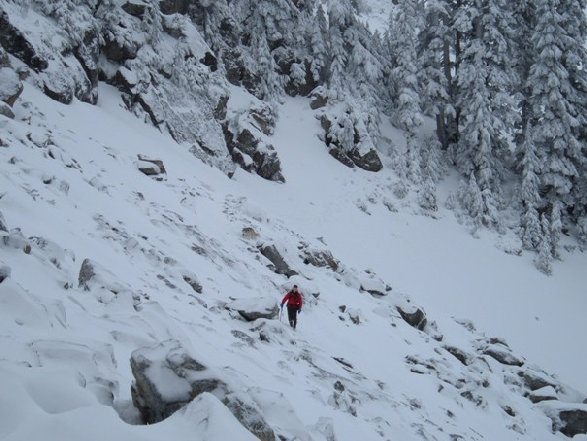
[130,339,225,424]
[258,244,297,277]
[78,258,127,294]
[137,155,166,179]
[348,147,383,172]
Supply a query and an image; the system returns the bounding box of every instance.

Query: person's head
[293,284,298,292]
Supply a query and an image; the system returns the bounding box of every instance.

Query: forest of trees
[10,0,587,271]
[200,0,586,271]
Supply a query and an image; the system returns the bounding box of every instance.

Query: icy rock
[328,146,356,169]
[0,67,23,106]
[137,155,166,174]
[121,0,147,17]
[2,228,30,251]
[0,264,10,283]
[130,339,226,424]
[301,247,340,271]
[182,271,203,294]
[543,404,587,438]
[0,101,14,118]
[521,369,557,391]
[78,258,126,293]
[258,243,298,277]
[359,272,391,297]
[227,296,279,321]
[222,392,277,441]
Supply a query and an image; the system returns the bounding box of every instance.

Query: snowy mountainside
[1,83,587,441]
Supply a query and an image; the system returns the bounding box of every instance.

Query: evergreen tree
[520,137,543,250]
[536,213,553,275]
[526,0,582,217]
[455,0,519,228]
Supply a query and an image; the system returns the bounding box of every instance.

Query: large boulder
[130,339,226,424]
[482,343,524,367]
[227,297,279,322]
[397,305,427,331]
[222,392,277,441]
[0,10,48,72]
[78,258,127,294]
[348,148,383,172]
[301,247,340,272]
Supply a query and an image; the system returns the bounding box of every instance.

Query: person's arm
[281,292,290,307]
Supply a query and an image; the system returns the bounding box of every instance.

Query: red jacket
[282,290,303,310]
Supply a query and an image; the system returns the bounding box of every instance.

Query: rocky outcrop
[320,111,383,172]
[78,258,127,294]
[301,247,340,272]
[223,105,284,182]
[258,244,297,277]
[130,339,226,424]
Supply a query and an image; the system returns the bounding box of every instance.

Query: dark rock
[348,148,383,172]
[200,52,218,72]
[255,148,284,183]
[558,408,587,437]
[0,264,10,283]
[241,227,259,239]
[130,339,225,424]
[102,34,137,63]
[236,128,259,157]
[259,244,298,277]
[122,1,147,17]
[334,380,345,392]
[222,393,277,441]
[502,406,516,417]
[159,0,190,15]
[528,386,557,403]
[397,306,427,331]
[0,11,48,72]
[250,108,275,136]
[328,148,355,168]
[213,94,229,120]
[72,30,100,104]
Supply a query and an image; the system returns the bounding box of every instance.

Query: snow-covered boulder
[542,402,587,438]
[358,271,391,297]
[301,247,340,272]
[222,392,277,441]
[1,228,30,252]
[528,385,558,403]
[521,368,557,391]
[0,66,22,106]
[130,339,226,424]
[396,304,427,331]
[227,297,279,322]
[77,258,127,295]
[482,342,524,367]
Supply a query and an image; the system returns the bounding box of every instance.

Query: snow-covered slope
[1,83,586,441]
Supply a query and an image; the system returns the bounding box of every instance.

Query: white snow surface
[0,83,586,441]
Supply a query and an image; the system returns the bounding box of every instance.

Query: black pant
[287,306,299,329]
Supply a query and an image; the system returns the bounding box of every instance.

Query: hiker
[281,284,303,329]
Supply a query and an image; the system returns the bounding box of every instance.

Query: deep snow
[1,83,586,441]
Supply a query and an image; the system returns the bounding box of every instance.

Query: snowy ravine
[1,83,587,441]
